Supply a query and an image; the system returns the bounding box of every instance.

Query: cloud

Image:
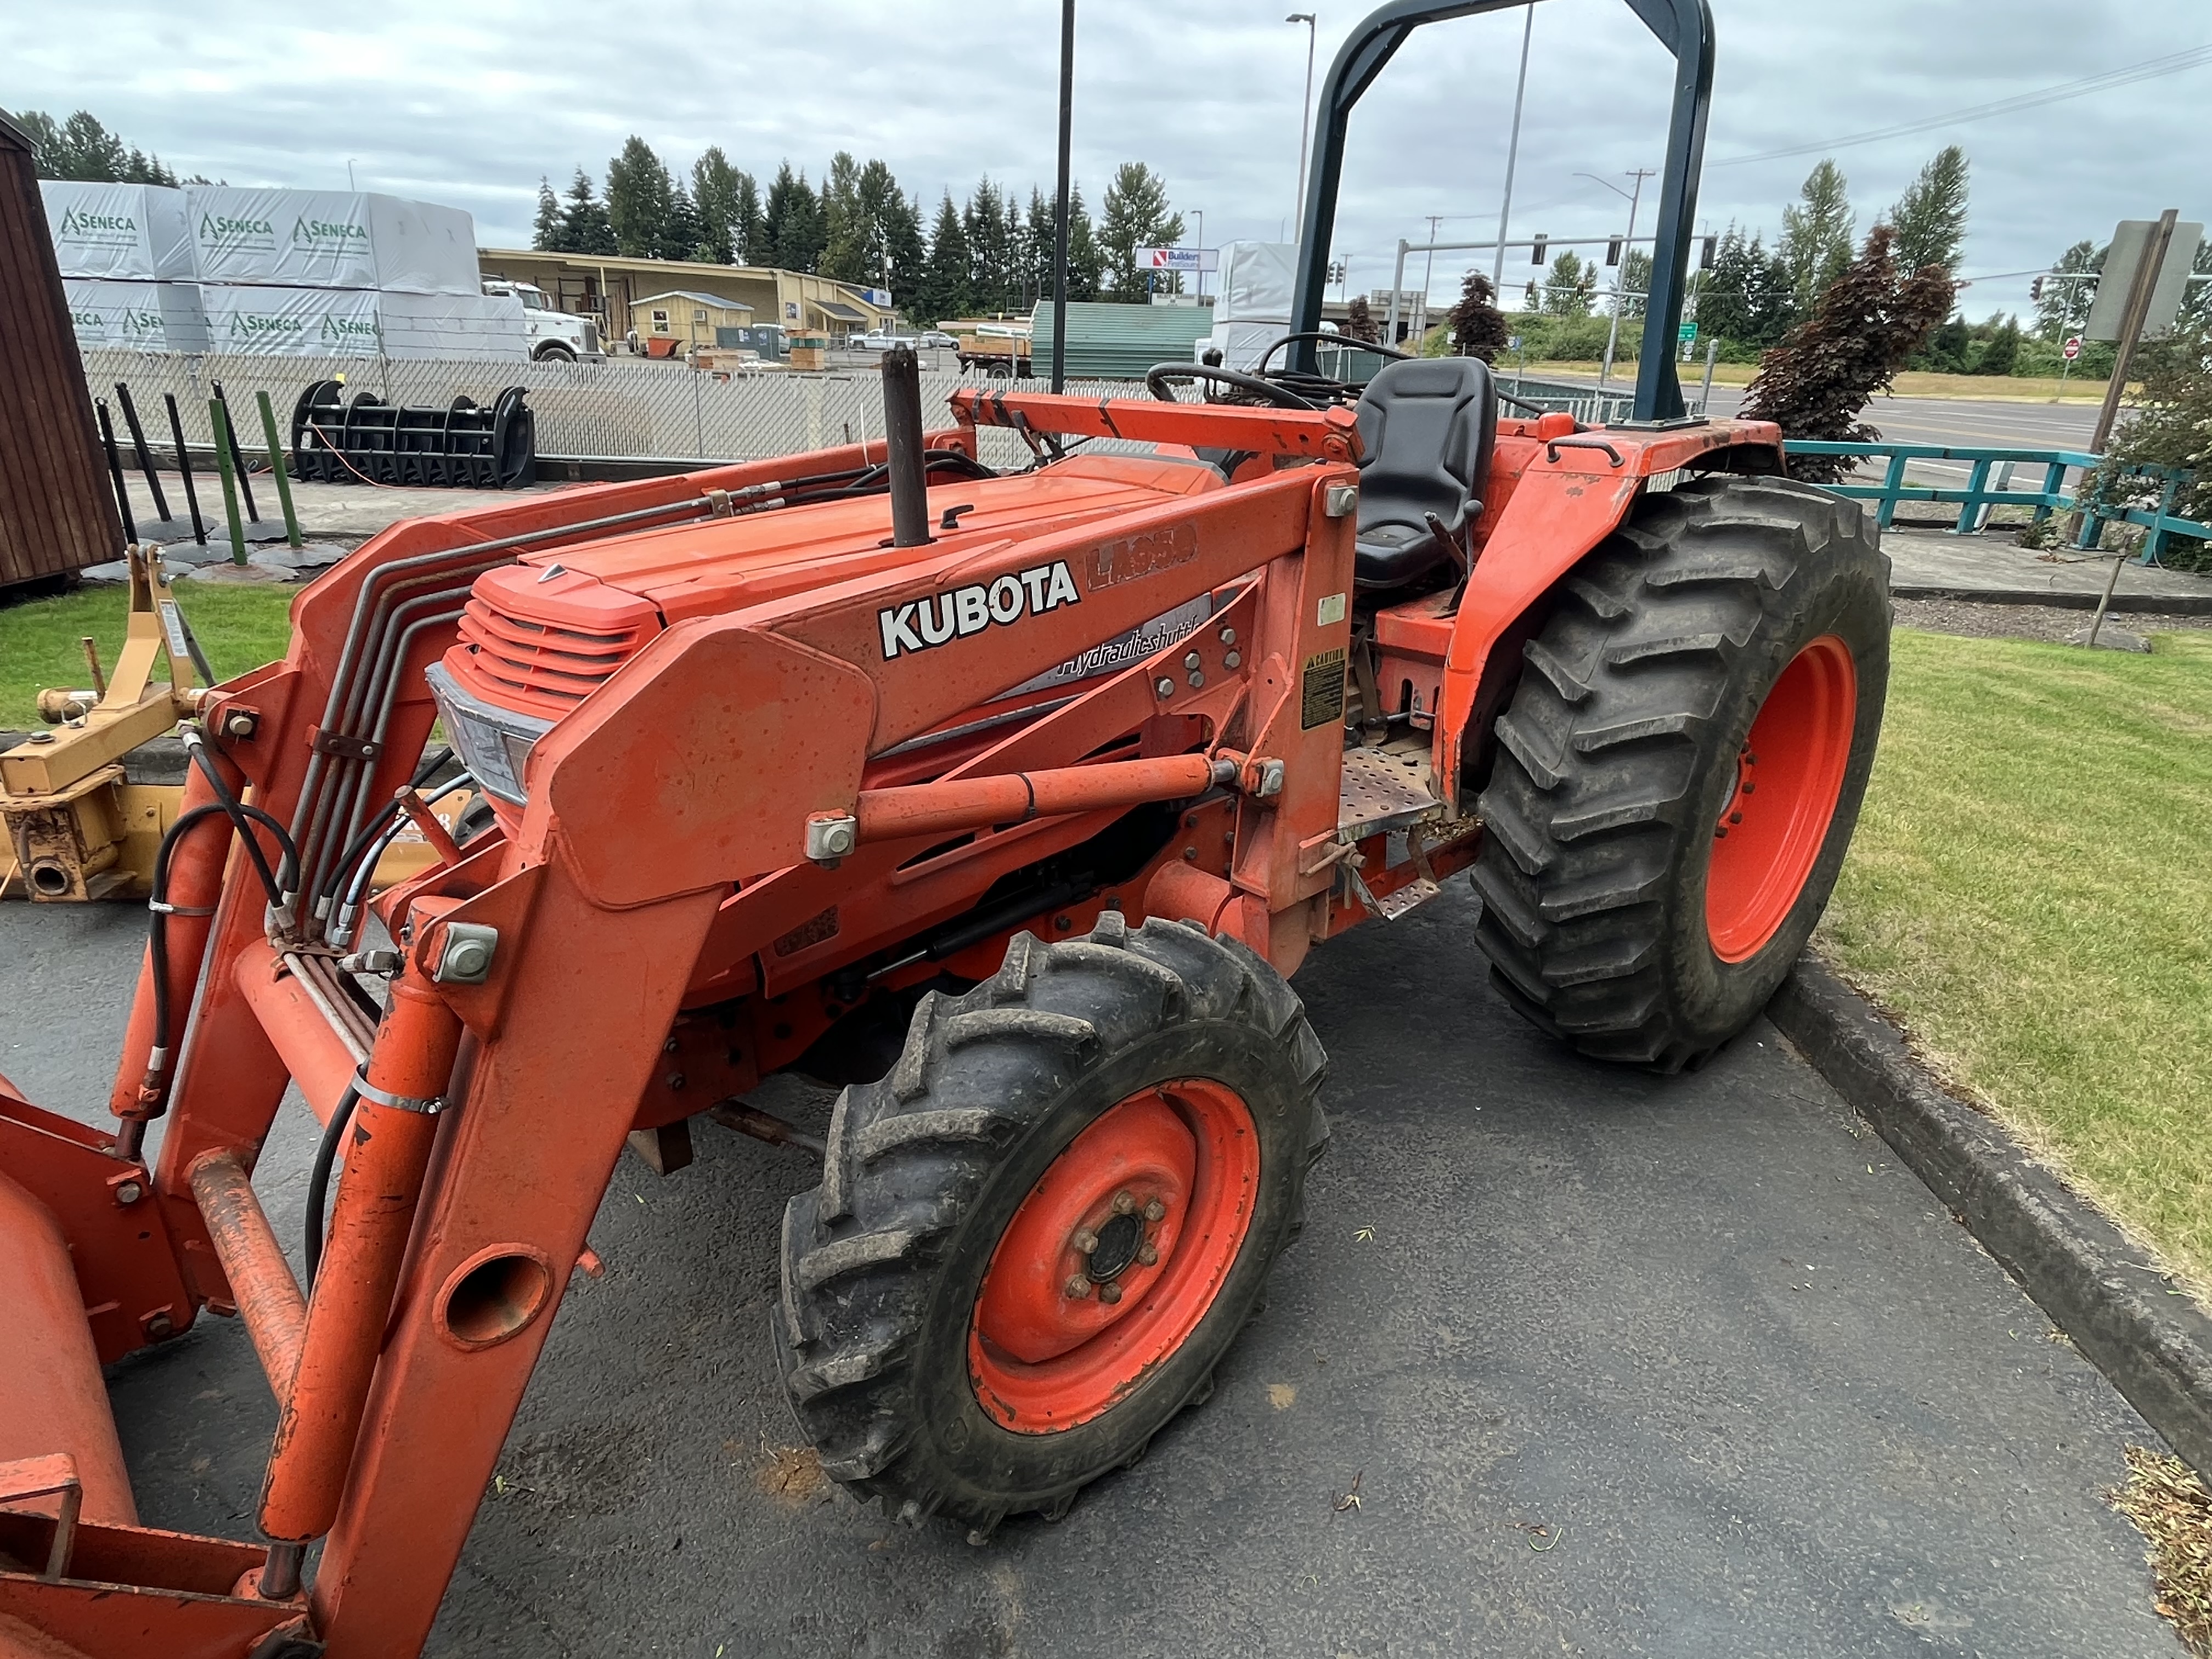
[8,0,2204,318]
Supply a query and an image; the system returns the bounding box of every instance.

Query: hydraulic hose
[182,728,298,907]
[302,1080,360,1288]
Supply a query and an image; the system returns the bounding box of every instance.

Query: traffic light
[2030,276,2045,303]
[1530,234,1548,265]
[1699,235,1717,270]
[1605,237,1623,267]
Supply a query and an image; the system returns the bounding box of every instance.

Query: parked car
[914,330,958,349]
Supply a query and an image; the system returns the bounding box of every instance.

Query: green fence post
[1877,449,1908,529]
[255,389,303,550]
[208,398,249,566]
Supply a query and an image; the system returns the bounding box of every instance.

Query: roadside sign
[2062,335,2083,361]
[1677,320,1698,343]
[2082,218,2204,341]
[1507,335,1521,351]
[1136,246,1220,273]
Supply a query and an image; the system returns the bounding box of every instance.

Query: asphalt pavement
[0,882,2178,1659]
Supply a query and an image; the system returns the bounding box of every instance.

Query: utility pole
[1288,13,1318,245]
[1416,212,1441,347]
[1051,0,1074,393]
[1492,4,1534,291]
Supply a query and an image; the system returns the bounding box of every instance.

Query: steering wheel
[1144,363,1318,410]
[1252,330,1414,378]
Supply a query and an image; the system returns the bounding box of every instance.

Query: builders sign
[1136,246,1220,274]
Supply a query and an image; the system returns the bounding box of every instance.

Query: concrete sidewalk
[1882,527,2212,611]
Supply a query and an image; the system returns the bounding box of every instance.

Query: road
[1,886,2179,1657]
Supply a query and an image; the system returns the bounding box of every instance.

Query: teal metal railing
[1782,440,2209,563]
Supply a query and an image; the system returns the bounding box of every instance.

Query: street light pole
[1288,13,1317,245]
[1576,167,1654,388]
[1416,212,1441,347]
[1492,4,1534,291]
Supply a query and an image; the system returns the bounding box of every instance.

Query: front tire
[1471,474,1889,1071]
[775,914,1329,1537]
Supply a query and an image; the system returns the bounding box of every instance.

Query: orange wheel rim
[968,1079,1260,1434]
[1705,634,1857,963]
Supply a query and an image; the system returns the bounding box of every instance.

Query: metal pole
[163,393,207,545]
[881,347,930,548]
[1699,336,1717,413]
[1418,213,1441,348]
[95,399,138,548]
[1052,0,1074,394]
[1386,240,1409,345]
[1290,13,1317,239]
[208,398,249,566]
[210,381,261,526]
[1493,4,1534,291]
[1598,169,1653,389]
[2089,208,2177,458]
[255,390,303,550]
[113,383,171,524]
[2069,208,2178,546]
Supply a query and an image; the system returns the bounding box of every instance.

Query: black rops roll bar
[1288,0,1715,421]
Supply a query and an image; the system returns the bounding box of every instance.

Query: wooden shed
[0,112,124,587]
[630,289,754,352]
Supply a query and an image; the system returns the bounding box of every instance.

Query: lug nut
[1137,1242,1159,1266]
[1223,650,1241,669]
[1218,627,1237,645]
[1187,670,1205,689]
[1184,651,1203,670]
[1111,1190,1135,1216]
[1064,1276,1092,1300]
[1155,677,1176,698]
[1098,1283,1123,1305]
[1143,1198,1166,1223]
[1071,1228,1099,1255]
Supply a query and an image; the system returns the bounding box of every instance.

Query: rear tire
[1470,474,1889,1071]
[775,914,1329,1536]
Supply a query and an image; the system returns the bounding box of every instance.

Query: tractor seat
[1351,356,1498,591]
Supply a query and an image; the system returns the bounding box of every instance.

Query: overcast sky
[9,0,2207,318]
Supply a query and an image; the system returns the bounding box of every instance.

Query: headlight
[425,662,554,806]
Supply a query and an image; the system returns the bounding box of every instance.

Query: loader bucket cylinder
[881,345,932,548]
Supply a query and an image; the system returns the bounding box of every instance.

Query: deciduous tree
[1740,223,1956,481]
[1780,159,1854,315]
[1887,145,1970,275]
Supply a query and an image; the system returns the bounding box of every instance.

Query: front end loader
[0,3,1890,1652]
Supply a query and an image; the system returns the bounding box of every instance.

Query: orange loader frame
[0,385,1780,1658]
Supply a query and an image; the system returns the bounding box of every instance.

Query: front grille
[444,565,658,721]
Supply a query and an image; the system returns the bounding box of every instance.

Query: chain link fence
[78,349,1150,473]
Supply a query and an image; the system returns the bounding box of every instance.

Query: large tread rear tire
[774,913,1328,1536]
[1471,474,1889,1071]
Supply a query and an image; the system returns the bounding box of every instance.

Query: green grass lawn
[1819,629,2212,1295]
[0,583,295,729]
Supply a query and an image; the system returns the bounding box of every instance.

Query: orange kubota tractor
[0,3,1889,1652]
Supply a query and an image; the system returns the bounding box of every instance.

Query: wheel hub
[969,1079,1260,1433]
[1706,634,1857,962]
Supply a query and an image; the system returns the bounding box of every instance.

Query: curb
[1770,956,2212,1477]
[1891,584,2212,615]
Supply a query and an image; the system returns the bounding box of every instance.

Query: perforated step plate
[1338,738,1444,843]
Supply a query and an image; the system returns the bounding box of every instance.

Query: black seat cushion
[1351,356,1498,590]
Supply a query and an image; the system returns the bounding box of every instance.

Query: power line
[1711,42,2212,167]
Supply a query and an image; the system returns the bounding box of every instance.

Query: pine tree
[819,152,868,281]
[853,159,904,291]
[1344,295,1379,342]
[1973,312,2020,376]
[1618,247,1653,321]
[883,191,928,306]
[963,178,1013,312]
[1887,145,1970,275]
[1098,163,1182,301]
[606,136,674,258]
[1065,185,1103,302]
[763,163,823,272]
[731,172,763,266]
[1740,223,1955,481]
[532,177,563,251]
[559,170,617,255]
[659,185,704,262]
[1447,270,1508,361]
[691,149,746,264]
[918,191,973,325]
[1780,159,1855,315]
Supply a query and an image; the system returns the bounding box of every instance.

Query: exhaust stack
[881,346,932,548]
